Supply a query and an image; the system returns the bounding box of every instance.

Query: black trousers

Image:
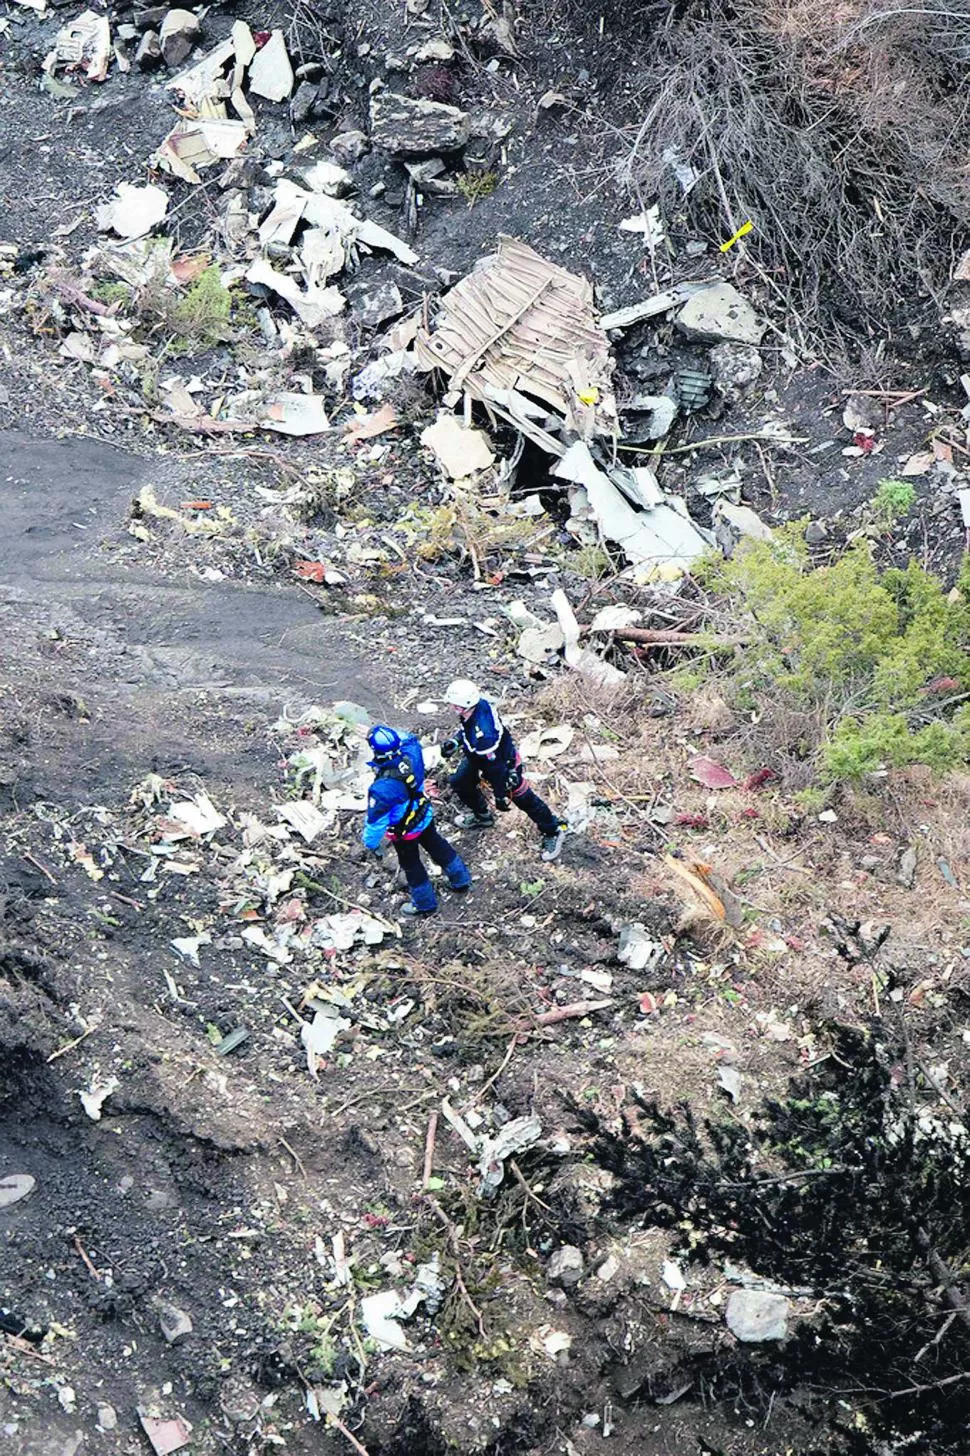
[392,822,469,911]
[450,753,560,836]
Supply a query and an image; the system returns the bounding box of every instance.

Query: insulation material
[414,236,617,441]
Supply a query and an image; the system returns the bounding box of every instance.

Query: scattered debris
[157,1302,193,1345]
[530,1325,572,1359]
[554,441,711,576]
[617,924,665,972]
[301,1010,352,1076]
[717,1065,742,1103]
[478,1113,542,1195]
[158,9,200,69]
[44,9,111,83]
[689,755,738,790]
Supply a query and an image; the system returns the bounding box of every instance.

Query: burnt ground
[2,1,970,1454]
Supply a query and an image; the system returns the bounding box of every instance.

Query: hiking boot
[495,796,512,812]
[455,810,495,829]
[401,901,437,917]
[447,881,470,895]
[540,825,566,863]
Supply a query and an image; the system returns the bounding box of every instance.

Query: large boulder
[369,91,470,155]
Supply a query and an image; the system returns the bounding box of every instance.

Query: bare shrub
[556,0,970,338]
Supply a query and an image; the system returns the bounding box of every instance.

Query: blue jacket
[458,697,514,765]
[362,740,432,848]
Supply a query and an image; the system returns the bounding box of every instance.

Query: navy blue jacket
[457,697,514,766]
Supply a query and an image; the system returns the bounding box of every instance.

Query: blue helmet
[368,724,402,763]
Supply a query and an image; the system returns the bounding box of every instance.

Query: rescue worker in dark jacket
[362,725,471,916]
[442,680,566,863]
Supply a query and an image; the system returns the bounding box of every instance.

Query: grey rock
[369,91,470,155]
[97,1406,118,1432]
[898,846,917,889]
[676,284,766,346]
[725,1288,789,1342]
[157,1301,193,1344]
[349,279,404,330]
[709,341,763,399]
[159,8,200,69]
[291,81,319,125]
[406,158,458,196]
[804,520,827,545]
[135,29,162,69]
[546,1244,584,1288]
[134,5,168,30]
[330,129,370,165]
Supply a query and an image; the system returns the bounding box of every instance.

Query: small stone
[290,80,319,125]
[725,1288,789,1342]
[157,1302,193,1345]
[596,1254,620,1282]
[159,9,200,69]
[546,1245,584,1288]
[97,1406,118,1431]
[415,37,455,62]
[135,29,162,69]
[330,129,369,165]
[897,846,917,889]
[709,341,763,400]
[804,520,827,545]
[676,284,766,346]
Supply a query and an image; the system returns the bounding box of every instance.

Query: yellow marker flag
[720,220,754,253]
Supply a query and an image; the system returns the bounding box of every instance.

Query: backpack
[378,734,428,836]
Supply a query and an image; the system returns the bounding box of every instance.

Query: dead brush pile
[557,0,970,337]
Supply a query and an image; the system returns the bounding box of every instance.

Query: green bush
[869,477,916,531]
[703,526,970,781]
[171,263,232,350]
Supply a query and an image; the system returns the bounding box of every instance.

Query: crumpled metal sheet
[414,236,617,442]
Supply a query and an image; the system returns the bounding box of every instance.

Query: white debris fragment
[79,1074,120,1122]
[478,1113,542,1195]
[169,794,227,837]
[360,1290,409,1351]
[301,1010,351,1076]
[96,183,169,240]
[420,412,495,478]
[247,29,294,102]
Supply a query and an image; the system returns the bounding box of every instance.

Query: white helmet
[446,678,480,710]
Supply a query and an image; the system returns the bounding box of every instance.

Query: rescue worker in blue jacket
[442,680,566,863]
[362,725,471,916]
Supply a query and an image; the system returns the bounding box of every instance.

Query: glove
[441,737,459,760]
